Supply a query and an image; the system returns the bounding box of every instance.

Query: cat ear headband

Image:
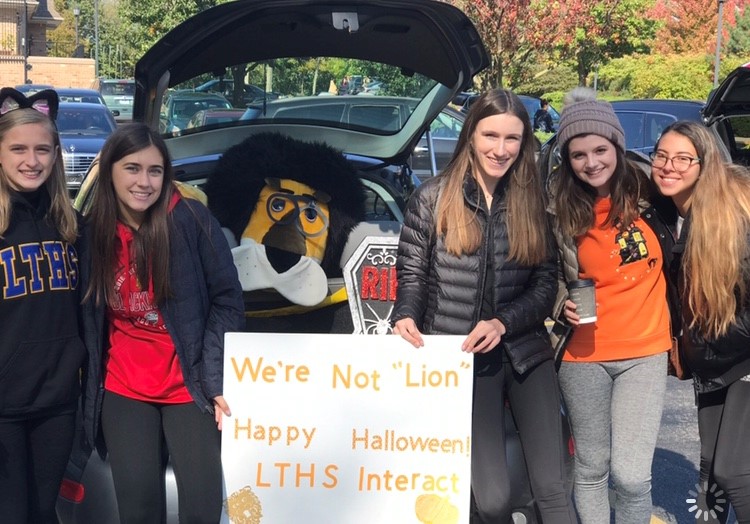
[0,87,59,121]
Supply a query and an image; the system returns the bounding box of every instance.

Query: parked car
[55,87,107,106]
[56,101,118,191]
[239,95,465,180]
[92,78,135,123]
[703,62,750,167]
[609,99,705,156]
[412,105,465,180]
[194,78,279,106]
[457,92,561,131]
[57,1,570,523]
[159,90,234,133]
[14,83,54,94]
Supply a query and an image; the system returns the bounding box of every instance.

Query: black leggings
[101,391,222,524]
[0,405,76,524]
[698,379,750,524]
[470,359,576,524]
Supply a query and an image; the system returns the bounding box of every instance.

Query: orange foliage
[649,0,743,54]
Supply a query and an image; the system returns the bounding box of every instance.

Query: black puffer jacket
[391,175,557,375]
[674,215,750,393]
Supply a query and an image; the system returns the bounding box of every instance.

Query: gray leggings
[558,352,667,524]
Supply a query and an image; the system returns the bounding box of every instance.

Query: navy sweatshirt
[0,188,85,416]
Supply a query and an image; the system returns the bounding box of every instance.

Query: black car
[58,1,571,522]
[609,99,705,156]
[703,62,750,167]
[57,101,118,191]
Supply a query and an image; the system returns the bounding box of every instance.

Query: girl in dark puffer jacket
[392,88,576,524]
[653,120,750,523]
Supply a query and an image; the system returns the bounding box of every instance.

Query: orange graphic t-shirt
[563,197,671,362]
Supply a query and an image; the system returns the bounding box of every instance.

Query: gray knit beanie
[557,87,626,152]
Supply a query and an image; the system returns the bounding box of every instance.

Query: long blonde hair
[0,108,77,242]
[437,88,549,264]
[665,121,750,338]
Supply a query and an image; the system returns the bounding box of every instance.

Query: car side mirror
[111,109,120,117]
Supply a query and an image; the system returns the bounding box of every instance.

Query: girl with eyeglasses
[0,87,86,523]
[652,120,750,523]
[548,87,679,524]
[80,123,244,523]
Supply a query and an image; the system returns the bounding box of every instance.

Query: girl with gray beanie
[547,88,678,523]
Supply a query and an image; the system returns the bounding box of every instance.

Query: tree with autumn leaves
[48,0,747,96]
[448,0,747,92]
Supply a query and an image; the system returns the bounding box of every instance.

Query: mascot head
[205,132,366,306]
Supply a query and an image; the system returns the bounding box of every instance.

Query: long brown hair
[0,108,78,242]
[85,123,175,307]
[661,121,750,338]
[437,88,549,264]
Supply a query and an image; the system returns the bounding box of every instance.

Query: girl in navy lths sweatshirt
[0,88,86,523]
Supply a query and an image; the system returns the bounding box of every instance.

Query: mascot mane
[205,132,366,276]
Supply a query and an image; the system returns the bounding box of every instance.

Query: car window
[273,104,346,122]
[100,82,135,96]
[167,57,435,136]
[645,113,677,149]
[348,105,401,131]
[429,111,463,139]
[727,116,750,165]
[615,112,646,150]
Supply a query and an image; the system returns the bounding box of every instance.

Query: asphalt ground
[650,377,736,523]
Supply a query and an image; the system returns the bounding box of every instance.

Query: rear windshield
[100,82,135,96]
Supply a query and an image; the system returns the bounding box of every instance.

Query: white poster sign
[221,333,473,524]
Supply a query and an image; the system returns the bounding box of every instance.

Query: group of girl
[3,80,750,524]
[0,86,243,523]
[392,86,750,523]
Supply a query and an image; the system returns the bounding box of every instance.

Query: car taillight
[59,478,85,503]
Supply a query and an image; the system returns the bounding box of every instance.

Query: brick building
[0,0,94,88]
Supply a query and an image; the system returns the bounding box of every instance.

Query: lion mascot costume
[205,132,366,332]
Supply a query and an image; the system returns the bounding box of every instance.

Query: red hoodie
[104,193,192,403]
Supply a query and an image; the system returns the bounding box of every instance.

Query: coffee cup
[567,279,597,324]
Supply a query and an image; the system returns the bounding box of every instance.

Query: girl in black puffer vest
[392,89,576,524]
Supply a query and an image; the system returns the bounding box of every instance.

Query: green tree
[598,54,714,99]
[728,6,750,55]
[116,0,218,63]
[449,0,536,90]
[532,0,658,87]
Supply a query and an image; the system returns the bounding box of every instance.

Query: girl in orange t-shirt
[548,87,677,524]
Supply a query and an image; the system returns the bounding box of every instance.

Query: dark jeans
[101,391,222,524]
[471,358,576,524]
[0,405,76,524]
[698,379,750,524]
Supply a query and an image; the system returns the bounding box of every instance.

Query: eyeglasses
[266,192,329,238]
[650,152,701,172]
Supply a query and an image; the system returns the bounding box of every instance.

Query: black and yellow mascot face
[205,133,365,307]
